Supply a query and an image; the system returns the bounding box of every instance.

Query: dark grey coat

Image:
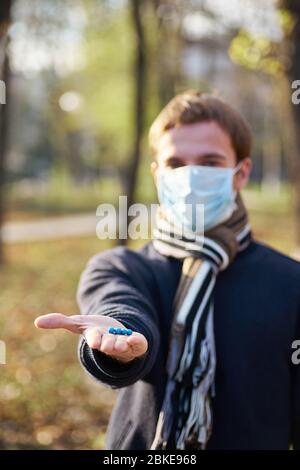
[77,240,300,450]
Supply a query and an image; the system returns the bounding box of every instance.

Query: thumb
[34,313,82,334]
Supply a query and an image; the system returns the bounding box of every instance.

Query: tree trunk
[119,0,146,245]
[0,0,12,264]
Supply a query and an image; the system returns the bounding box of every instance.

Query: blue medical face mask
[156,163,242,233]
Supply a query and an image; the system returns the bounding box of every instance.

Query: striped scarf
[150,192,252,450]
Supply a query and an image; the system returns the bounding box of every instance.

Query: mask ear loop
[233,161,243,175]
[232,161,243,206]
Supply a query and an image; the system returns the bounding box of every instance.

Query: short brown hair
[148,90,252,162]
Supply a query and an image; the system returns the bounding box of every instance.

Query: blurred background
[0,0,300,449]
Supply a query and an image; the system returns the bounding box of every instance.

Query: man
[35,90,300,450]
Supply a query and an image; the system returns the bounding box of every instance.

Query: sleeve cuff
[78,314,159,388]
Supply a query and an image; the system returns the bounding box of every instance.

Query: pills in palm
[108,327,133,336]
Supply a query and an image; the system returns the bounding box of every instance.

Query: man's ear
[234,157,252,191]
[151,161,158,184]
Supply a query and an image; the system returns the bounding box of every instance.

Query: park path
[2,209,150,243]
[2,213,99,243]
[3,204,300,263]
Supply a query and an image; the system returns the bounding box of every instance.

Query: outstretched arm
[35,246,161,389]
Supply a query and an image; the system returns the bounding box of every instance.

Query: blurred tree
[279,1,300,242]
[126,0,146,205]
[151,0,182,105]
[0,0,12,264]
[227,4,300,219]
[11,0,86,182]
[117,0,147,245]
[67,3,135,170]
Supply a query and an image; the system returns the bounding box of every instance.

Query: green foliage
[75,6,135,164]
[228,6,297,77]
[44,1,162,175]
[8,173,121,216]
[277,8,296,36]
[229,29,283,76]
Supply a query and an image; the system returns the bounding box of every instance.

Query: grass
[6,175,122,221]
[0,184,299,449]
[242,185,298,255]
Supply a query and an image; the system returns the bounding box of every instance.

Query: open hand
[34,313,148,364]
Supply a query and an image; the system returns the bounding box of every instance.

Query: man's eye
[168,162,183,169]
[202,162,220,167]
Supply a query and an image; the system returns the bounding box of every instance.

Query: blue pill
[108,327,133,335]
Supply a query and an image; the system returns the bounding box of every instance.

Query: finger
[84,327,104,349]
[127,334,148,356]
[100,333,117,354]
[113,335,130,354]
[34,313,82,334]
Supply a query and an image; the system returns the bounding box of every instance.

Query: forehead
[156,121,234,158]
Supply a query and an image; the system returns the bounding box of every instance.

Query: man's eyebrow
[196,153,227,160]
[165,153,227,161]
[164,155,183,161]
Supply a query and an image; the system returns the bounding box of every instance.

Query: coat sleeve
[76,245,161,389]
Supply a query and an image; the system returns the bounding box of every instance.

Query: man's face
[151,121,252,191]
